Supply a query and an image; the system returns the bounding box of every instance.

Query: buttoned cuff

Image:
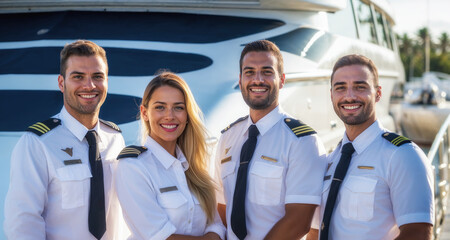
[149,221,177,240]
[285,195,321,205]
[396,213,434,227]
[205,222,226,240]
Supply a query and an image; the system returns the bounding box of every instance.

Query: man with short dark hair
[4,40,128,240]
[308,54,433,240]
[215,39,326,240]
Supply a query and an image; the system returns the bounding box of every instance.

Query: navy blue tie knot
[341,142,355,155]
[248,124,259,138]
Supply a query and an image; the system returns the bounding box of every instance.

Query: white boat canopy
[0,0,347,13]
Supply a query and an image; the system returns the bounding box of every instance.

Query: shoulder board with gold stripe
[26,118,61,136]
[284,118,316,138]
[221,115,249,134]
[100,119,121,132]
[117,145,148,160]
[382,132,411,147]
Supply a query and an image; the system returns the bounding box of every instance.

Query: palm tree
[438,32,448,55]
[417,27,431,72]
[398,33,416,80]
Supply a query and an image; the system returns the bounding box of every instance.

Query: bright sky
[390,0,450,40]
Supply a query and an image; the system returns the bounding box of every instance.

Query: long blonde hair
[140,72,216,223]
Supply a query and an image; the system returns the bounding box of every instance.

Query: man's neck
[345,119,376,141]
[65,108,99,130]
[249,104,277,123]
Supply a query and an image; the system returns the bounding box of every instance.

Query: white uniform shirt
[318,120,434,239]
[215,106,326,240]
[4,107,127,240]
[115,136,226,240]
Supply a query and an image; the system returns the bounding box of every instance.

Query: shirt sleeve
[389,144,434,226]
[204,208,226,240]
[115,159,177,240]
[4,134,48,240]
[285,134,327,205]
[106,135,131,240]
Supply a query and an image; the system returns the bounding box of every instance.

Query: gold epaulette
[221,115,249,134]
[26,118,61,136]
[382,132,411,147]
[284,118,316,138]
[100,119,121,132]
[117,145,148,160]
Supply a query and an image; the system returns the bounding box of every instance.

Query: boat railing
[428,114,450,239]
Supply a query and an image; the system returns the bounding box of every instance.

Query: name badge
[63,159,82,165]
[221,156,232,164]
[261,155,277,163]
[358,166,374,170]
[160,186,178,193]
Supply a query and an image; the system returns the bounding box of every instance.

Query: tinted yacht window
[0,47,212,76]
[374,10,389,48]
[268,27,336,62]
[0,90,141,131]
[327,0,358,39]
[354,0,378,44]
[0,11,284,43]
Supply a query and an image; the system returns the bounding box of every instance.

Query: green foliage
[397,27,450,81]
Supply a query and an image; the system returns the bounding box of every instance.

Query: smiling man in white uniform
[4,40,127,240]
[215,40,326,240]
[308,54,434,240]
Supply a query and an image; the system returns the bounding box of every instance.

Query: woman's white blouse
[115,136,225,240]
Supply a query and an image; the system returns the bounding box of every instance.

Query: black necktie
[320,143,355,240]
[85,130,106,239]
[231,124,259,240]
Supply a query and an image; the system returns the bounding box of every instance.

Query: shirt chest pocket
[339,176,377,221]
[56,164,92,209]
[158,191,188,223]
[220,160,236,194]
[248,161,284,206]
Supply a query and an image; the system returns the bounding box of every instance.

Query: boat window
[386,20,397,51]
[374,9,390,49]
[354,0,378,44]
[0,47,212,76]
[0,90,142,131]
[268,27,336,62]
[0,11,284,43]
[327,0,358,39]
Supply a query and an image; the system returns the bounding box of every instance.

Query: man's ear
[238,74,242,90]
[58,75,64,93]
[279,73,285,89]
[375,86,382,102]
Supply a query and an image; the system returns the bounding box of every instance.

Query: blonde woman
[115,72,225,240]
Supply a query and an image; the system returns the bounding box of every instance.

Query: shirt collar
[244,105,283,137]
[145,136,188,171]
[60,107,101,143]
[342,120,383,155]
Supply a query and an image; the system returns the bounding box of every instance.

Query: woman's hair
[140,71,216,223]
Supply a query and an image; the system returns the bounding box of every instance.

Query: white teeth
[161,124,177,129]
[251,88,266,92]
[80,94,96,99]
[344,105,359,110]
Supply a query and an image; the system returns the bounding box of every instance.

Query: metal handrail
[427,114,450,239]
[427,114,450,160]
